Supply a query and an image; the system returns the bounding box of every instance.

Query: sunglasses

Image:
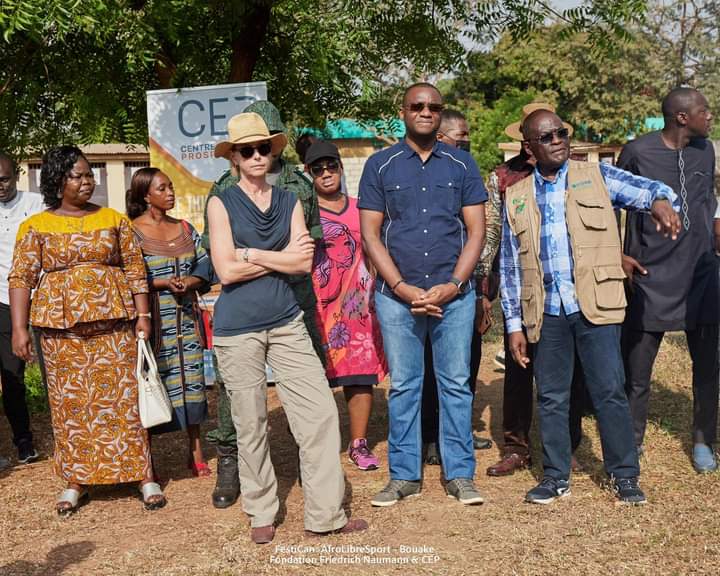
[405,102,444,114]
[529,127,570,145]
[232,142,273,159]
[309,160,340,178]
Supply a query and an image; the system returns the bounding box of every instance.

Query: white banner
[146,82,268,228]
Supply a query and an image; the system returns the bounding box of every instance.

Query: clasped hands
[395,282,459,318]
[166,276,189,294]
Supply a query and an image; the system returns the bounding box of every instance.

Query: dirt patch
[1,334,719,575]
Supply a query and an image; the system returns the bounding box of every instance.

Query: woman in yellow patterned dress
[9,146,166,515]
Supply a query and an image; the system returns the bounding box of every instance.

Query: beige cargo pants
[214,313,348,532]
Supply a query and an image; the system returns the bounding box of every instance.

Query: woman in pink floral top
[306,141,386,470]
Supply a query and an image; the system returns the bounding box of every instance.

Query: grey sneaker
[371,479,421,507]
[494,350,506,371]
[446,478,484,505]
[0,456,10,472]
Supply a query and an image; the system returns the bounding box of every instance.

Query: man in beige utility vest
[499,109,680,505]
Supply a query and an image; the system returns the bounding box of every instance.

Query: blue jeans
[375,290,476,481]
[534,307,640,480]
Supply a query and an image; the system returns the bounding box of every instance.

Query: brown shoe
[306,518,369,537]
[486,453,530,477]
[251,525,276,544]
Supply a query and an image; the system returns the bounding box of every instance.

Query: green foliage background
[0,364,47,415]
[442,3,720,173]
[0,0,652,159]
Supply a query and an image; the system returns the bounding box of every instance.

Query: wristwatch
[449,276,465,293]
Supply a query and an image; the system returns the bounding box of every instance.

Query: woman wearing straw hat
[206,112,367,544]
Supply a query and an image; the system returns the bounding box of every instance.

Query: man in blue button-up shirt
[359,82,487,507]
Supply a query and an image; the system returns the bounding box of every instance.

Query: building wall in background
[17,140,719,222]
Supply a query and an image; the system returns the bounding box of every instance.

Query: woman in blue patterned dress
[127,168,212,476]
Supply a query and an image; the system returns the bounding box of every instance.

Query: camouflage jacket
[474,154,535,293]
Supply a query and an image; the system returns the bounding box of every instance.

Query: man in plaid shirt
[500,109,679,505]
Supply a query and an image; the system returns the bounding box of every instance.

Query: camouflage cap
[245,100,286,134]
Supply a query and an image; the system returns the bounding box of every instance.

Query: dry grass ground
[1,328,719,576]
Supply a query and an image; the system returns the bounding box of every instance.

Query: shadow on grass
[472,375,504,452]
[0,541,95,576]
[647,377,694,460]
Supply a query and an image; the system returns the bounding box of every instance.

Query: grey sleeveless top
[212,185,300,336]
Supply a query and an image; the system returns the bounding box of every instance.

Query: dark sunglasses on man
[232,142,273,159]
[405,102,445,114]
[309,160,341,178]
[527,127,570,145]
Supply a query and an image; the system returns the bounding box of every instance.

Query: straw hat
[504,103,574,141]
[213,113,288,159]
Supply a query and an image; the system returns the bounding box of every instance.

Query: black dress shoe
[423,442,441,465]
[212,448,240,509]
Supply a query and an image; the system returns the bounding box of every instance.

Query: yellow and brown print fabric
[41,320,151,484]
[9,208,148,328]
[9,208,151,484]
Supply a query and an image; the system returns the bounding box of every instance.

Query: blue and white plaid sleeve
[600,163,679,211]
[500,211,523,333]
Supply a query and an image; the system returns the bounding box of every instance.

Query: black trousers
[0,303,31,447]
[422,330,481,444]
[421,324,592,456]
[623,323,720,447]
[421,324,587,453]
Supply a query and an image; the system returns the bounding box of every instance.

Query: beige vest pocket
[592,265,627,310]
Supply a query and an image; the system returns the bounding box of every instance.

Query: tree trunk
[155,52,177,89]
[227,2,273,82]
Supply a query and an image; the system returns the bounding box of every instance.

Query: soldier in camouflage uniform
[203,100,324,508]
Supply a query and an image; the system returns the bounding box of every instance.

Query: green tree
[644,0,720,136]
[446,0,720,154]
[461,88,541,173]
[1,0,649,158]
[447,25,666,145]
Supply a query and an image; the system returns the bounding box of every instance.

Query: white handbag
[136,331,173,428]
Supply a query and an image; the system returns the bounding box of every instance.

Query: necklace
[242,185,271,210]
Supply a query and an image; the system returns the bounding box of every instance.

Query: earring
[56,192,63,199]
